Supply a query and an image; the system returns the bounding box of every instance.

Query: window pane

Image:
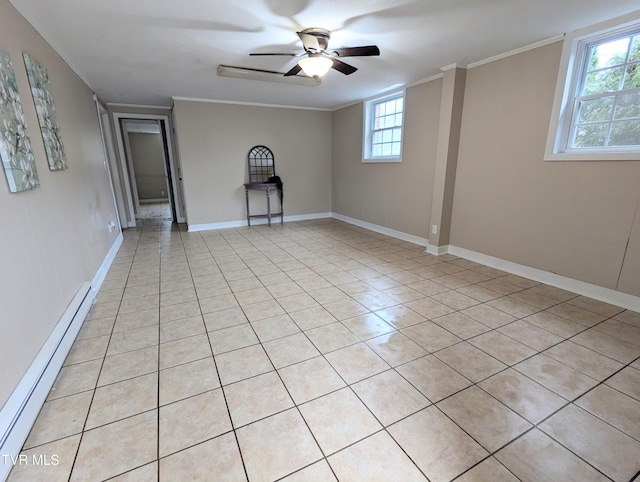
[382,130,392,143]
[587,38,630,70]
[384,100,395,115]
[623,62,640,89]
[384,115,395,128]
[395,113,402,126]
[573,122,609,147]
[582,67,624,95]
[375,103,382,117]
[372,131,381,143]
[396,98,403,112]
[381,143,392,156]
[391,142,401,156]
[610,120,640,145]
[372,144,382,157]
[392,128,402,142]
[614,92,640,120]
[577,97,614,123]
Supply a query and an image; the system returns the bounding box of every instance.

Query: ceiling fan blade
[250,52,301,56]
[331,58,358,75]
[297,31,321,51]
[331,45,380,57]
[284,64,302,77]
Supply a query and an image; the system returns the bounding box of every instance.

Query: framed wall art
[23,52,67,170]
[0,49,39,192]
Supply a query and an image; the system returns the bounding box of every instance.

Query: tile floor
[8,203,640,481]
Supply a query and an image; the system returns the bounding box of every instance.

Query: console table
[244,182,283,226]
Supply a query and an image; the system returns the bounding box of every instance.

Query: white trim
[188,212,332,232]
[139,198,171,203]
[91,233,123,294]
[105,103,170,110]
[448,245,640,312]
[426,244,450,256]
[468,35,564,69]
[331,213,428,247]
[171,96,331,112]
[0,283,94,482]
[405,73,444,89]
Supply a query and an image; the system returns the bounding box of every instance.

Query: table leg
[245,187,250,226]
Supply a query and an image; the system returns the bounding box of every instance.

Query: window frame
[545,11,640,161]
[362,89,405,163]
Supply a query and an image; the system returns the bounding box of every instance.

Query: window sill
[544,150,640,162]
[362,157,402,163]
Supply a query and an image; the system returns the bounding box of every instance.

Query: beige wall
[0,0,118,408]
[172,100,332,226]
[451,41,640,296]
[331,80,443,239]
[128,132,168,200]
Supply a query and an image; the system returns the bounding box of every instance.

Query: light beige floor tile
[402,321,462,352]
[486,297,538,318]
[299,388,382,455]
[522,311,585,338]
[431,312,491,339]
[159,389,231,457]
[498,320,564,351]
[374,305,427,330]
[278,356,346,404]
[544,340,624,380]
[407,279,451,296]
[478,279,522,296]
[47,359,101,401]
[572,328,640,363]
[435,342,507,383]
[352,290,399,311]
[461,304,516,328]
[304,322,359,353]
[160,300,201,323]
[215,344,273,385]
[438,386,531,452]
[159,433,245,481]
[276,292,319,313]
[86,301,120,321]
[351,370,430,426]
[159,315,205,343]
[8,434,81,482]
[280,460,336,481]
[456,284,503,303]
[431,290,480,311]
[382,285,425,303]
[159,333,212,369]
[615,309,640,328]
[469,330,537,365]
[241,299,286,321]
[203,306,248,331]
[24,391,93,449]
[86,372,157,429]
[70,411,157,481]
[594,318,640,345]
[63,335,110,366]
[110,462,158,481]
[567,295,625,317]
[199,293,239,314]
[119,295,159,315]
[160,277,194,294]
[514,354,597,400]
[323,299,369,320]
[405,297,455,319]
[396,355,471,402]
[530,284,578,302]
[324,342,390,384]
[508,289,559,310]
[455,457,519,482]
[107,325,158,356]
[160,287,197,307]
[342,312,395,340]
[576,384,640,440]
[328,431,426,481]
[388,406,488,482]
[224,371,294,428]
[236,408,323,481]
[99,345,158,386]
[113,308,159,333]
[546,302,607,327]
[251,314,301,342]
[479,368,567,424]
[496,428,608,482]
[605,366,640,400]
[159,356,220,405]
[207,323,259,354]
[262,332,320,368]
[307,286,350,304]
[365,331,428,367]
[76,317,115,340]
[289,306,337,331]
[540,404,640,481]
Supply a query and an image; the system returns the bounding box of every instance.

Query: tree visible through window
[571,31,640,149]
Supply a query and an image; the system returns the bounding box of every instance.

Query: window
[546,13,640,161]
[363,90,405,162]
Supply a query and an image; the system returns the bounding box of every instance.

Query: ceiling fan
[250,28,380,78]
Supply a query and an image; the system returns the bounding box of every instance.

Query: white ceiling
[9,0,640,110]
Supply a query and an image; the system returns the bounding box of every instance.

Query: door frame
[112,112,185,225]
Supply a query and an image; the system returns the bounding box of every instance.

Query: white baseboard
[448,245,640,312]
[426,244,450,256]
[331,213,429,247]
[0,283,94,482]
[0,234,123,481]
[187,212,332,232]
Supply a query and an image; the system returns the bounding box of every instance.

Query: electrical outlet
[160,190,165,195]
[108,221,116,233]
[432,225,438,234]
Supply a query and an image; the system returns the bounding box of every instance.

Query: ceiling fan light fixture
[298,56,333,78]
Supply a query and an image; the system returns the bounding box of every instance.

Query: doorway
[112,112,186,227]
